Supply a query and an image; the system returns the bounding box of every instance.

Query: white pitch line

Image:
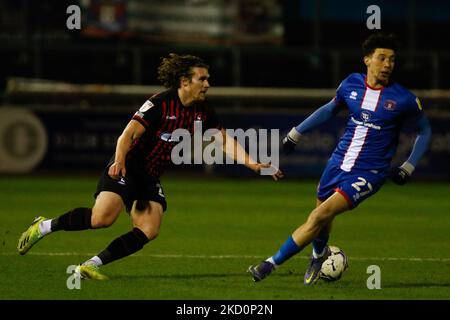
[3,252,450,262]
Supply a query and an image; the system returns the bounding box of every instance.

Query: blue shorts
[317,163,386,209]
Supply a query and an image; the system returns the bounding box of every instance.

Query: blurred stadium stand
[0,0,449,179]
[1,0,450,89]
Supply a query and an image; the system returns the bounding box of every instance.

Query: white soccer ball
[319,246,349,282]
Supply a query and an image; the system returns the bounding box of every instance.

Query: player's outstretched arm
[282,99,341,154]
[391,114,432,185]
[109,120,146,180]
[219,129,284,181]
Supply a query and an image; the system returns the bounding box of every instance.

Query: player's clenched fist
[390,162,414,186]
[108,161,126,180]
[282,127,302,155]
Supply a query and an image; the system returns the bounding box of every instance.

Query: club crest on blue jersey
[360,111,371,121]
[383,99,397,111]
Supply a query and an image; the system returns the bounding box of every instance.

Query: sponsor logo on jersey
[160,132,174,142]
[350,91,358,100]
[350,117,381,130]
[166,115,177,120]
[383,99,396,111]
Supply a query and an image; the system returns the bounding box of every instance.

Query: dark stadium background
[0,0,449,179]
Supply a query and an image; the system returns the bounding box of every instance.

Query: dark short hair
[157,53,209,88]
[362,33,399,56]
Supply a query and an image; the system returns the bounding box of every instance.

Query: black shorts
[94,166,167,213]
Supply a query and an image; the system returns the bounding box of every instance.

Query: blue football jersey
[329,73,423,176]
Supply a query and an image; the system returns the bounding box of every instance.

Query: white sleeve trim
[400,161,415,175]
[287,127,302,143]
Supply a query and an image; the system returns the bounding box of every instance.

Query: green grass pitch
[1,175,449,300]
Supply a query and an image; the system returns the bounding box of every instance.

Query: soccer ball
[319,246,349,282]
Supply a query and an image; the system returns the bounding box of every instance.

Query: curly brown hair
[157,53,209,88]
[362,32,399,57]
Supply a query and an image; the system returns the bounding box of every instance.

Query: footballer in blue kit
[317,71,424,208]
[248,32,432,285]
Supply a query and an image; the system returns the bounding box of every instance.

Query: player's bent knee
[91,192,123,228]
[131,201,163,240]
[90,208,120,228]
[90,215,114,229]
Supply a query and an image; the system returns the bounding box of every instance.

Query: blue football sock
[272,236,303,265]
[312,234,329,257]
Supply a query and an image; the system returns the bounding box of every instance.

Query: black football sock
[50,208,93,231]
[97,228,150,265]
